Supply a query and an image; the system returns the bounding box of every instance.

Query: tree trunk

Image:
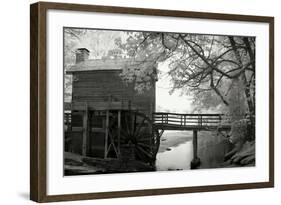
[228,36,255,140]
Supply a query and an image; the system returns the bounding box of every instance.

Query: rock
[167,168,183,171]
[65,158,84,166]
[64,151,155,174]
[224,146,239,161]
[64,152,84,166]
[240,155,255,165]
[230,141,255,165]
[166,147,172,151]
[220,160,232,167]
[190,157,201,169]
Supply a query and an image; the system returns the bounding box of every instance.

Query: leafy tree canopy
[116,32,255,116]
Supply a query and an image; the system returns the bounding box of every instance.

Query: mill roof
[66,58,157,73]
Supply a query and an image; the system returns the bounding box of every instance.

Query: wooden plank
[154,124,231,131]
[104,110,109,158]
[82,103,88,156]
[153,116,205,120]
[160,119,199,124]
[153,112,225,116]
[118,110,121,157]
[191,130,201,169]
[70,101,138,111]
[193,130,198,159]
[107,129,119,156]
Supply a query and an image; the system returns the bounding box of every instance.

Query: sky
[156,61,193,113]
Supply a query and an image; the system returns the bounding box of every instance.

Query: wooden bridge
[153,112,231,131]
[153,112,231,168]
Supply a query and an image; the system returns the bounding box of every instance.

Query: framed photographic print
[30,1,274,202]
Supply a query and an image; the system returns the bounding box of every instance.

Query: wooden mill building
[64,48,159,163]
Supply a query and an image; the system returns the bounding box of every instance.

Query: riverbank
[64,131,241,175]
[158,131,193,153]
[64,152,155,175]
[155,130,234,171]
[196,131,234,169]
[155,131,193,171]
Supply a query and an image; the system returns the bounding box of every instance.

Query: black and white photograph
[63,27,256,176]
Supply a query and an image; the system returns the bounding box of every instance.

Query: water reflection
[155,131,193,171]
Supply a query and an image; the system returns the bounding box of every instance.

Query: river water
[155,131,194,171]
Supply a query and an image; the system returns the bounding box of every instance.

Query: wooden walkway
[153,112,231,131]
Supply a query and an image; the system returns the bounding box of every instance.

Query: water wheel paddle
[119,111,160,163]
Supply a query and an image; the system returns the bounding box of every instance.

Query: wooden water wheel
[122,111,160,163]
[107,111,160,163]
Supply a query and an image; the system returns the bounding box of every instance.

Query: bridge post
[191,130,201,169]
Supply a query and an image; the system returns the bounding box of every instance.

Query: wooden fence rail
[64,111,231,131]
[153,112,230,129]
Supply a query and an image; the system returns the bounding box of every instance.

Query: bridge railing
[153,112,230,128]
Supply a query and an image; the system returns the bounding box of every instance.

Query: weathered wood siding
[72,70,155,117]
[67,69,155,158]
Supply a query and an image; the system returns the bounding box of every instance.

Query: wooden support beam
[104,110,109,159]
[191,130,201,169]
[65,113,70,131]
[117,110,121,157]
[128,100,131,111]
[193,130,198,159]
[82,103,88,156]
